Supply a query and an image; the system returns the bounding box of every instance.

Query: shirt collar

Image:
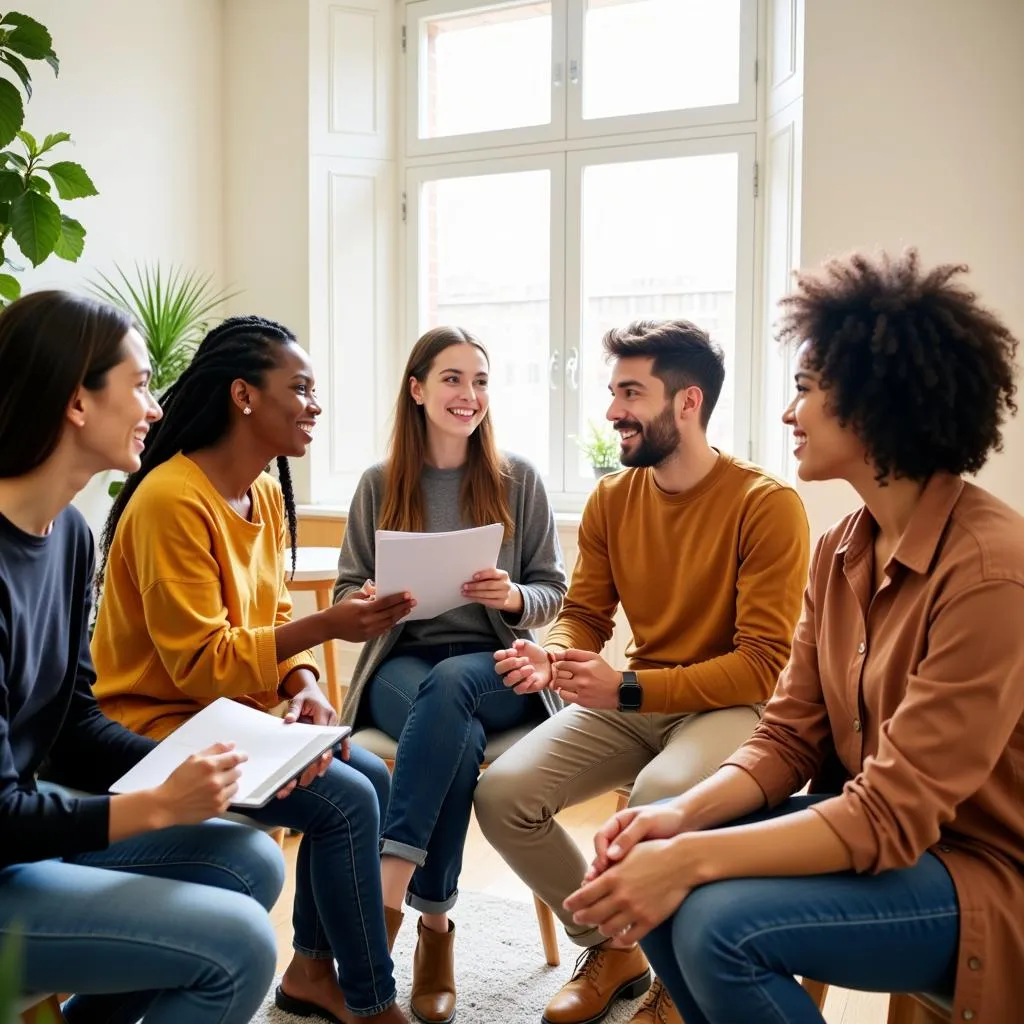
[833,473,964,575]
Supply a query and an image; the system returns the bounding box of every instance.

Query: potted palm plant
[574,421,621,478]
[90,263,239,495]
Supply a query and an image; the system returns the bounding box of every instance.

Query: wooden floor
[271,792,890,1024]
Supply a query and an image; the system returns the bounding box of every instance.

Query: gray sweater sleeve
[503,456,566,631]
[333,465,382,603]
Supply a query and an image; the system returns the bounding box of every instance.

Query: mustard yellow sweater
[544,454,810,714]
[92,453,319,740]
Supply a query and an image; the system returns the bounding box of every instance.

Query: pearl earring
[243,406,252,416]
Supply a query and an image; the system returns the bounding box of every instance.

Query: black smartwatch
[618,670,643,712]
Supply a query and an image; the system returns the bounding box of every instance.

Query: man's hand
[565,838,692,947]
[463,569,523,614]
[552,649,620,709]
[494,639,553,694]
[153,742,247,824]
[585,804,688,881]
[322,583,416,642]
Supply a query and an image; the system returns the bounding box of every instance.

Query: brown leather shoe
[627,979,683,1024]
[410,918,456,1023]
[385,906,405,953]
[542,943,651,1024]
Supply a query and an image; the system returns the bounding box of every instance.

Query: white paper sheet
[374,522,504,621]
[109,698,351,808]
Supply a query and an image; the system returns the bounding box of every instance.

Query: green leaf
[44,52,59,76]
[0,168,22,199]
[39,130,71,154]
[53,213,85,261]
[107,478,124,498]
[15,128,35,155]
[2,148,26,170]
[0,272,19,300]
[0,77,24,149]
[2,13,54,60]
[10,188,60,265]
[42,160,97,199]
[27,172,49,194]
[0,50,32,98]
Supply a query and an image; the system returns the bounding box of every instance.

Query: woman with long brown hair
[335,326,567,1023]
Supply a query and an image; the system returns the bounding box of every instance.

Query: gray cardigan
[333,454,567,727]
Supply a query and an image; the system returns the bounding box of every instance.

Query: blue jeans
[640,796,960,1024]
[244,744,397,1018]
[368,643,541,913]
[0,811,284,1024]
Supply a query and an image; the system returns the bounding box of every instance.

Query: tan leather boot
[385,906,405,953]
[542,943,651,1024]
[410,918,456,1023]
[627,979,683,1024]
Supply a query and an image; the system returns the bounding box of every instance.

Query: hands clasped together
[493,638,621,709]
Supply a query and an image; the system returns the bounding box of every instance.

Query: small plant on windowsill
[574,421,621,479]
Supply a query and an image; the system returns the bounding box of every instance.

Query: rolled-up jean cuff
[380,837,427,866]
[406,888,459,914]
[348,993,397,1018]
[293,942,334,960]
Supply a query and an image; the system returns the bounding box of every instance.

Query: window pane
[419,170,551,474]
[577,153,738,477]
[418,2,552,140]
[582,0,741,121]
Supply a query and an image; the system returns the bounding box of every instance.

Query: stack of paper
[375,522,504,621]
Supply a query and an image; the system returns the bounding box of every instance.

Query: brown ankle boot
[410,918,456,1023]
[542,943,651,1024]
[627,979,683,1024]
[385,906,405,953]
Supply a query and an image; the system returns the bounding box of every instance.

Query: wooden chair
[350,724,563,966]
[284,546,346,712]
[802,976,953,1022]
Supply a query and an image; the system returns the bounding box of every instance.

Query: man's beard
[616,402,680,468]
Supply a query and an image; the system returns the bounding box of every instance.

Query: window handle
[569,58,580,85]
[549,351,560,391]
[566,346,579,391]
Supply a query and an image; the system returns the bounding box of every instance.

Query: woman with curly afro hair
[560,249,1024,1024]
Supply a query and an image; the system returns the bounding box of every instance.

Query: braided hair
[99,315,301,588]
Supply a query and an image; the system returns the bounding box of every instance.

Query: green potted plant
[0,11,98,304]
[574,421,621,478]
[89,263,239,495]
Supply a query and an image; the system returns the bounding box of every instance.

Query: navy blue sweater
[0,504,154,867]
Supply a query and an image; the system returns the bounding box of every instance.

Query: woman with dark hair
[562,250,1024,1024]
[0,291,285,1024]
[335,325,567,1023]
[93,315,413,1023]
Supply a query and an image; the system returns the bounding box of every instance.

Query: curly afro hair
[777,248,1019,482]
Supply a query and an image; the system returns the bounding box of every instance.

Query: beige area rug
[252,890,647,1023]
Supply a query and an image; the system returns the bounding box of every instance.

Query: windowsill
[297,503,585,527]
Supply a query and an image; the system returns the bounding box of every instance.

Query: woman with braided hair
[93,315,414,1023]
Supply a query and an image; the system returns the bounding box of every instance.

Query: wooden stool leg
[801,977,828,1010]
[314,587,343,713]
[886,994,921,1024]
[615,791,629,812]
[534,894,561,967]
[21,994,67,1023]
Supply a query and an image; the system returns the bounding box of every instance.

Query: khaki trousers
[474,704,760,947]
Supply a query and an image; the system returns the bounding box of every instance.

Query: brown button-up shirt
[727,473,1024,1023]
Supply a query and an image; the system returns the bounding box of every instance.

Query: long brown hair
[380,326,513,537]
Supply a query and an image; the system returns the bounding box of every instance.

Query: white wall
[797,0,1024,538]
[18,0,225,534]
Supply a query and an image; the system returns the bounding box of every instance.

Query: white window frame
[404,0,569,157]
[404,153,568,493]
[562,133,758,495]
[565,0,759,139]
